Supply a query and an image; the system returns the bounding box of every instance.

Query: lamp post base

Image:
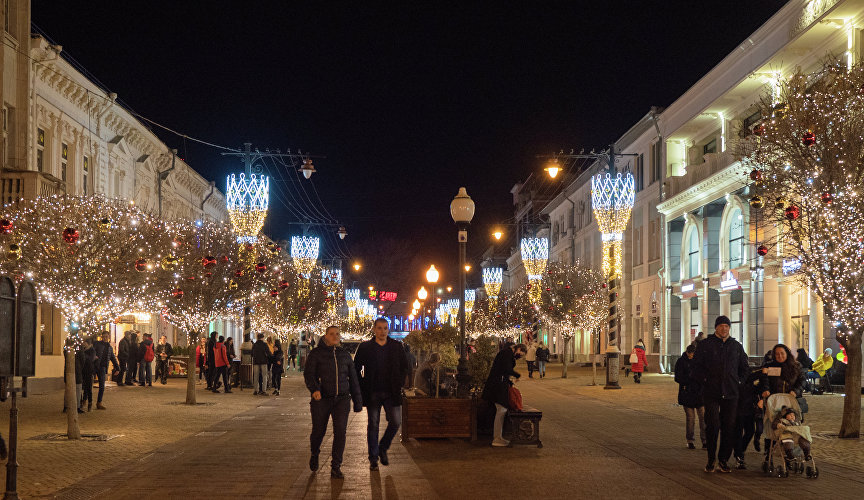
[604,345,621,390]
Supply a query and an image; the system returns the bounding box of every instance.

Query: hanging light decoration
[345,288,360,321]
[226,173,269,243]
[521,237,548,303]
[291,235,320,277]
[464,289,475,320]
[591,171,635,279]
[482,267,503,299]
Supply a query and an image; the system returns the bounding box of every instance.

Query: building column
[741,286,751,355]
[777,279,793,350]
[809,291,823,355]
[718,290,731,317]
[700,283,709,335]
[680,296,691,348]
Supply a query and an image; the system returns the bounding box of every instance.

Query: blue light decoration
[226,173,269,243]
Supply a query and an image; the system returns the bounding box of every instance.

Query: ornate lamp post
[592,169,635,390]
[450,187,475,397]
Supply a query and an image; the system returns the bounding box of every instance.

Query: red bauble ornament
[749,169,762,182]
[757,245,768,257]
[0,219,12,234]
[171,288,184,298]
[301,307,307,311]
[235,270,244,277]
[269,289,279,297]
[134,258,147,272]
[202,255,217,268]
[565,285,570,289]
[186,276,195,281]
[62,227,79,244]
[784,204,801,220]
[545,287,551,291]
[278,280,289,289]
[255,263,267,273]
[221,255,229,263]
[601,283,607,288]
[821,192,833,205]
[205,272,212,277]
[801,130,816,146]
[752,124,764,136]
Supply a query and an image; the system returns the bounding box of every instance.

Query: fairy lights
[226,173,269,243]
[521,238,548,303]
[464,289,475,319]
[483,267,503,298]
[592,172,635,279]
[291,236,320,277]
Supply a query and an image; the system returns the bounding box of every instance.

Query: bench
[505,407,543,448]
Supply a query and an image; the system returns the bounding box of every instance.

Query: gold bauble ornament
[6,243,21,260]
[161,255,180,270]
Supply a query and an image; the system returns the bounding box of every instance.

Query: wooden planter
[401,396,476,441]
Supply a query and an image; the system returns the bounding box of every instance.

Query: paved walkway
[4,363,863,499]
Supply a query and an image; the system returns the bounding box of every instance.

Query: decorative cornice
[657,163,744,218]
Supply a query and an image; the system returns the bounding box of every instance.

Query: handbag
[629,351,639,364]
[796,396,809,414]
[508,385,523,411]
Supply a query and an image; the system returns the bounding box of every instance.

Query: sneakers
[330,467,344,479]
[704,461,715,473]
[735,457,746,470]
[717,461,732,473]
[379,449,389,466]
[687,442,696,450]
[309,455,318,472]
[491,438,510,447]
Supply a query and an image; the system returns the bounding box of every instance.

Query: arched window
[687,228,700,278]
[728,208,745,268]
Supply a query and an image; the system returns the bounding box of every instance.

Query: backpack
[144,343,155,362]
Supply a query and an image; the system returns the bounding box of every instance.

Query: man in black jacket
[304,326,363,479]
[117,331,131,386]
[353,318,410,470]
[155,335,173,385]
[692,315,750,473]
[205,332,217,390]
[93,332,119,409]
[251,333,270,395]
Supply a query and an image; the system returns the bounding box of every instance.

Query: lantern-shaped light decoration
[591,171,635,280]
[465,289,475,319]
[521,237,548,304]
[226,173,269,243]
[346,288,360,320]
[291,235,320,277]
[483,267,503,299]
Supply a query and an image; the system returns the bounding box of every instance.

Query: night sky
[32,0,787,309]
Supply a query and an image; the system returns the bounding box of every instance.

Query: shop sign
[681,279,696,298]
[720,270,740,291]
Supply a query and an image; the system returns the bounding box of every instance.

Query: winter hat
[824,348,833,356]
[714,315,732,328]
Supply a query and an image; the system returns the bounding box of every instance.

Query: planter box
[401,396,476,441]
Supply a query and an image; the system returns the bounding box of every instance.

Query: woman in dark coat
[270,340,284,396]
[482,343,527,447]
[674,344,705,449]
[764,344,805,398]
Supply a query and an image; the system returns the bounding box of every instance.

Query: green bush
[468,334,499,393]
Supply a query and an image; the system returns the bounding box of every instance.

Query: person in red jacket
[630,339,648,383]
[212,336,232,393]
[195,337,206,384]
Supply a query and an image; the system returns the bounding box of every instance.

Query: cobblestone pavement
[3,363,863,499]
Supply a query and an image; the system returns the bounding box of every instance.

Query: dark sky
[32,0,787,305]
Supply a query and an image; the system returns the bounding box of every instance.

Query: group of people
[302,318,410,479]
[195,333,238,394]
[524,342,550,379]
[674,315,816,474]
[116,331,174,388]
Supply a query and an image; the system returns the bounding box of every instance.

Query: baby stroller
[762,393,818,478]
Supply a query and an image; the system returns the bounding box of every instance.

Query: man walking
[155,335,173,385]
[288,338,298,370]
[205,332,217,390]
[305,326,363,479]
[212,335,232,393]
[692,315,750,473]
[252,333,270,395]
[93,332,119,409]
[354,318,410,470]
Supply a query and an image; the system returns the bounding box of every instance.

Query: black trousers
[272,369,282,390]
[704,397,737,463]
[734,414,756,459]
[156,359,170,383]
[310,397,350,468]
[214,366,230,391]
[125,359,137,384]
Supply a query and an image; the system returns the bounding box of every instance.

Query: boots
[87,401,92,412]
[96,402,106,410]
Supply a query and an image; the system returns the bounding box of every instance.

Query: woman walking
[271,339,284,396]
[629,339,648,383]
[674,344,705,449]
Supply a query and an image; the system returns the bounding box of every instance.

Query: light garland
[482,267,503,299]
[226,173,269,244]
[592,172,634,279]
[521,237,548,304]
[291,236,320,277]
[464,289,475,319]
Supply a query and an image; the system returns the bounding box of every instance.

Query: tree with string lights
[745,60,864,437]
[0,195,165,439]
[540,262,607,378]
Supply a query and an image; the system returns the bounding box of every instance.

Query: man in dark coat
[251,333,271,395]
[124,331,139,386]
[353,318,410,470]
[155,335,173,385]
[691,315,750,473]
[674,344,705,449]
[117,331,131,386]
[205,332,218,390]
[304,326,363,479]
[92,331,119,409]
[482,342,527,447]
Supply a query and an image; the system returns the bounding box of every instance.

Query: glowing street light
[493,230,503,241]
[544,158,562,179]
[353,263,361,271]
[417,286,428,300]
[412,299,421,310]
[426,265,439,284]
[464,264,472,272]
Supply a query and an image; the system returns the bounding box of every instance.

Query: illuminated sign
[720,270,740,291]
[378,291,398,302]
[783,259,802,275]
[368,289,377,301]
[681,279,696,298]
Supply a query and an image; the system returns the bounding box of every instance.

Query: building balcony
[665,150,736,199]
[1,169,65,205]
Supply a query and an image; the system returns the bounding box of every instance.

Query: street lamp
[493,230,503,241]
[353,263,361,271]
[426,265,439,324]
[450,187,475,397]
[417,286,428,301]
[544,158,562,179]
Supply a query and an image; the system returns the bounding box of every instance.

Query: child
[772,406,813,465]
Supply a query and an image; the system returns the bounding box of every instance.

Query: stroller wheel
[811,467,819,479]
[776,466,786,477]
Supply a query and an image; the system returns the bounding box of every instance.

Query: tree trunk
[561,337,568,378]
[838,330,862,438]
[185,331,197,405]
[64,349,80,440]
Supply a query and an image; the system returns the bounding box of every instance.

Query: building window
[82,155,89,195]
[648,217,661,261]
[567,206,574,230]
[634,153,644,192]
[728,208,745,268]
[703,138,717,155]
[40,303,55,355]
[61,142,68,182]
[36,127,45,172]
[552,222,559,246]
[687,227,700,278]
[742,110,761,132]
[633,226,643,265]
[650,141,662,184]
[1,106,7,168]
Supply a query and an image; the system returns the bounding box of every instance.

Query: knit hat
[714,315,731,328]
[824,348,833,355]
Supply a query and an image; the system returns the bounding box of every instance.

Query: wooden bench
[505,407,543,448]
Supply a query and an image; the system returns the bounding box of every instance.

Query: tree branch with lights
[745,60,864,437]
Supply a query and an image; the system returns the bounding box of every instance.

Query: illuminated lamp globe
[426,265,439,284]
[299,159,316,179]
[544,158,561,179]
[353,263,361,271]
[417,286,428,300]
[337,226,347,240]
[413,299,421,310]
[450,187,475,224]
[493,230,503,241]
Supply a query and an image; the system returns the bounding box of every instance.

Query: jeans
[310,397,350,468]
[527,361,535,377]
[253,364,268,393]
[537,360,546,377]
[75,383,82,410]
[289,355,297,369]
[125,359,137,384]
[683,406,706,445]
[96,368,107,403]
[139,361,152,385]
[704,397,738,463]
[366,392,402,461]
[493,403,508,441]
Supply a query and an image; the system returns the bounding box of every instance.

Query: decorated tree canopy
[540,261,607,338]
